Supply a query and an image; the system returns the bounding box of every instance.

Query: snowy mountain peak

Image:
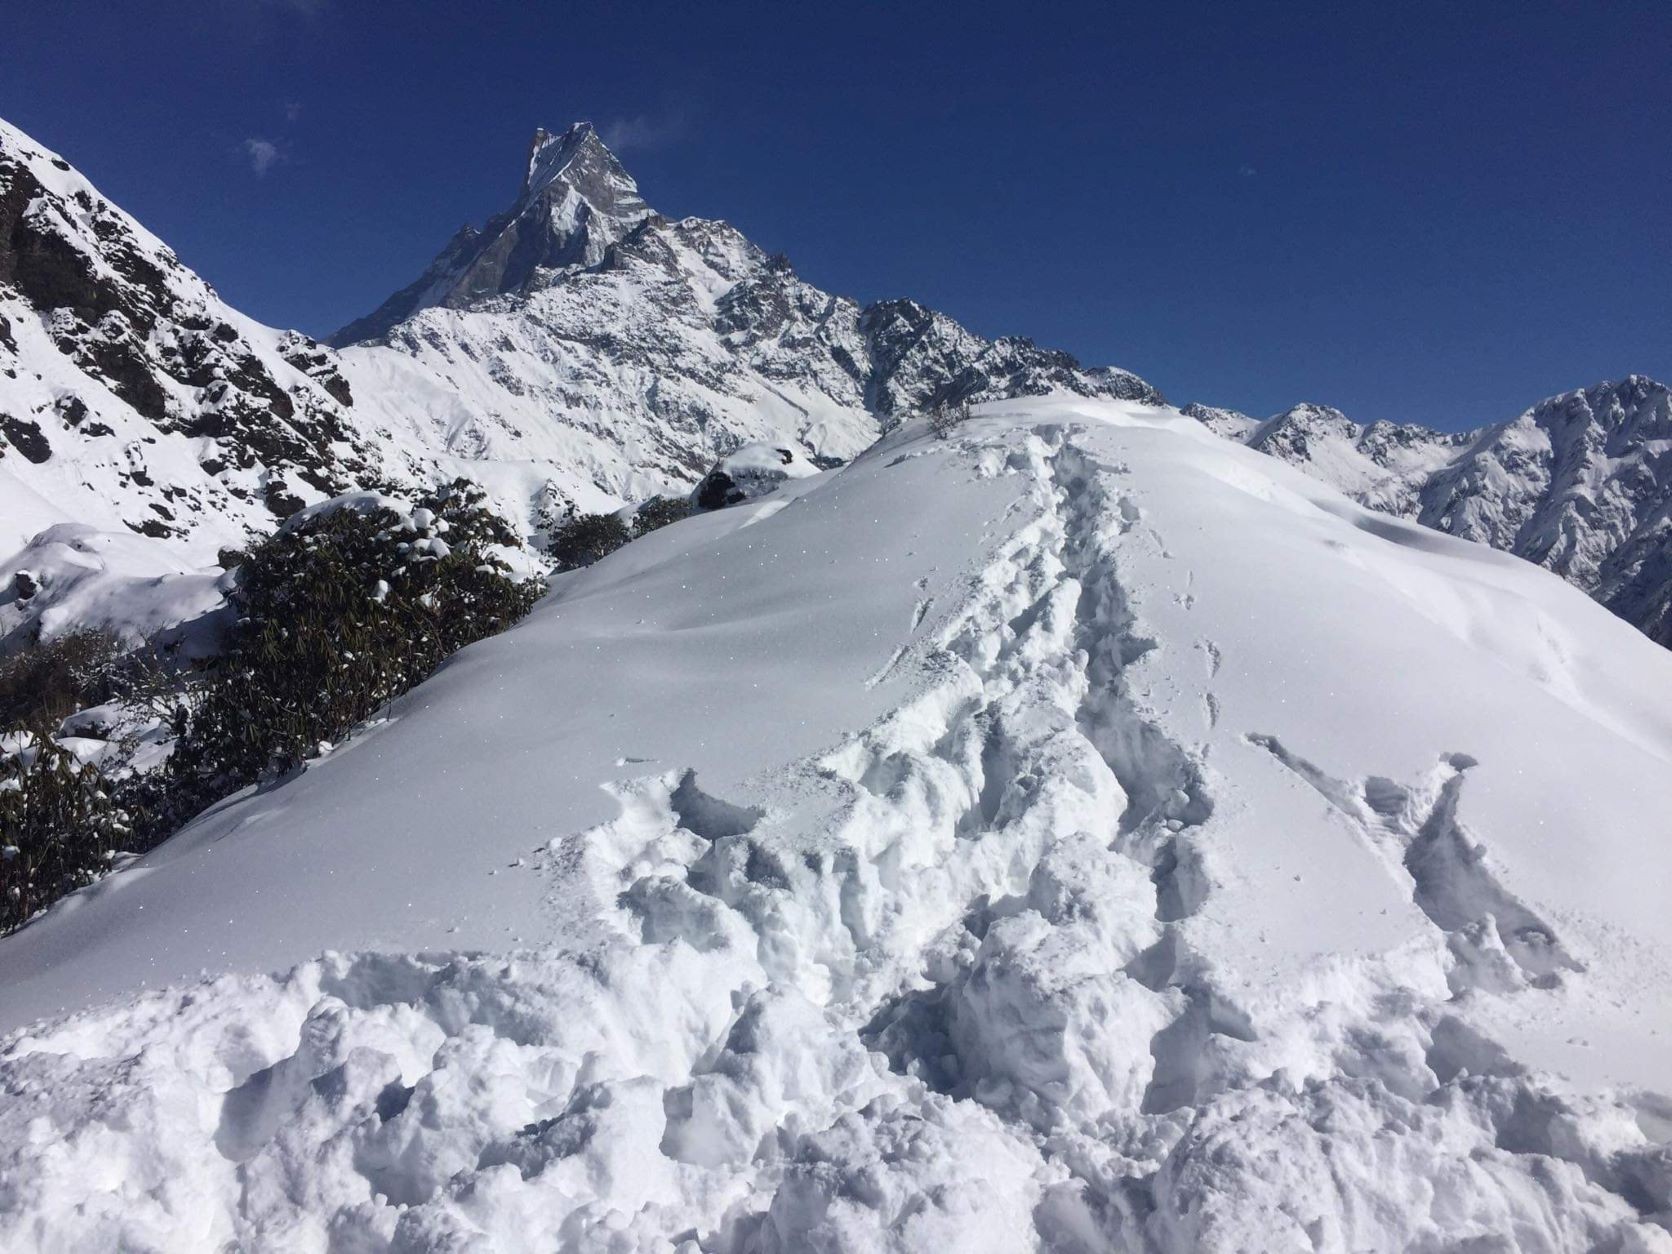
[520,119,645,226]
[329,121,652,345]
[321,119,1163,496]
[524,121,607,193]
[1537,373,1671,442]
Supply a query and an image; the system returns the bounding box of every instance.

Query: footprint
[1247,734,1582,993]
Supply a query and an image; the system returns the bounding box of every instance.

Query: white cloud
[601,113,686,153]
[244,138,283,177]
[1239,164,1258,177]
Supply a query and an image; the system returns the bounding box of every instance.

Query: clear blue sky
[4,1,1668,428]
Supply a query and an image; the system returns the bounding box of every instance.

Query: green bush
[0,630,122,730]
[0,729,137,932]
[0,485,542,933]
[633,496,691,538]
[550,511,632,571]
[162,488,541,804]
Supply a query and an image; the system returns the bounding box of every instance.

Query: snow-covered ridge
[3,402,1669,1251]
[1192,377,1672,646]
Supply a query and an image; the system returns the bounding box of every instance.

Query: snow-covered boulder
[690,441,820,510]
[0,524,231,656]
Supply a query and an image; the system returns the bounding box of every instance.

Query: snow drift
[2,400,1670,1252]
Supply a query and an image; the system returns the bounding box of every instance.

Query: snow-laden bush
[633,495,691,537]
[549,511,632,571]
[0,728,136,932]
[928,398,973,439]
[157,484,541,827]
[0,630,122,729]
[0,483,539,932]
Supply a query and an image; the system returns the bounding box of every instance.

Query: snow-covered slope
[1196,380,1672,645]
[3,401,1670,1252]
[0,117,403,649]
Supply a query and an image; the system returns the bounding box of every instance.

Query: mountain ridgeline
[324,120,1161,489]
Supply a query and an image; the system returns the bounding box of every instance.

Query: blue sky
[3,0,1668,429]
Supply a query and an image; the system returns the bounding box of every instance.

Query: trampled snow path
[3,404,1671,1252]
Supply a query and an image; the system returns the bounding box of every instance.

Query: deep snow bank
[3,401,1671,1252]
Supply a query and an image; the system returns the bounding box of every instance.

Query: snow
[0,524,230,653]
[274,490,413,536]
[2,400,1670,1252]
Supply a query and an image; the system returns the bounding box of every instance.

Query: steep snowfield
[4,401,1672,1252]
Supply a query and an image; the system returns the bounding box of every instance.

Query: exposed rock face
[1193,379,1672,645]
[0,117,371,561]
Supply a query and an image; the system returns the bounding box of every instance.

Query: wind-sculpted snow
[3,403,1672,1252]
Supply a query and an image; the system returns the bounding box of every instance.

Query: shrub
[550,512,632,571]
[928,398,973,439]
[0,486,541,933]
[428,479,522,549]
[0,728,137,932]
[0,630,122,730]
[633,496,691,538]
[160,489,541,818]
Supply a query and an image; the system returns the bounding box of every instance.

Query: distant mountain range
[1185,381,1672,647]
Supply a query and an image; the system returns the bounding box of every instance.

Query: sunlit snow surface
[3,401,1671,1252]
